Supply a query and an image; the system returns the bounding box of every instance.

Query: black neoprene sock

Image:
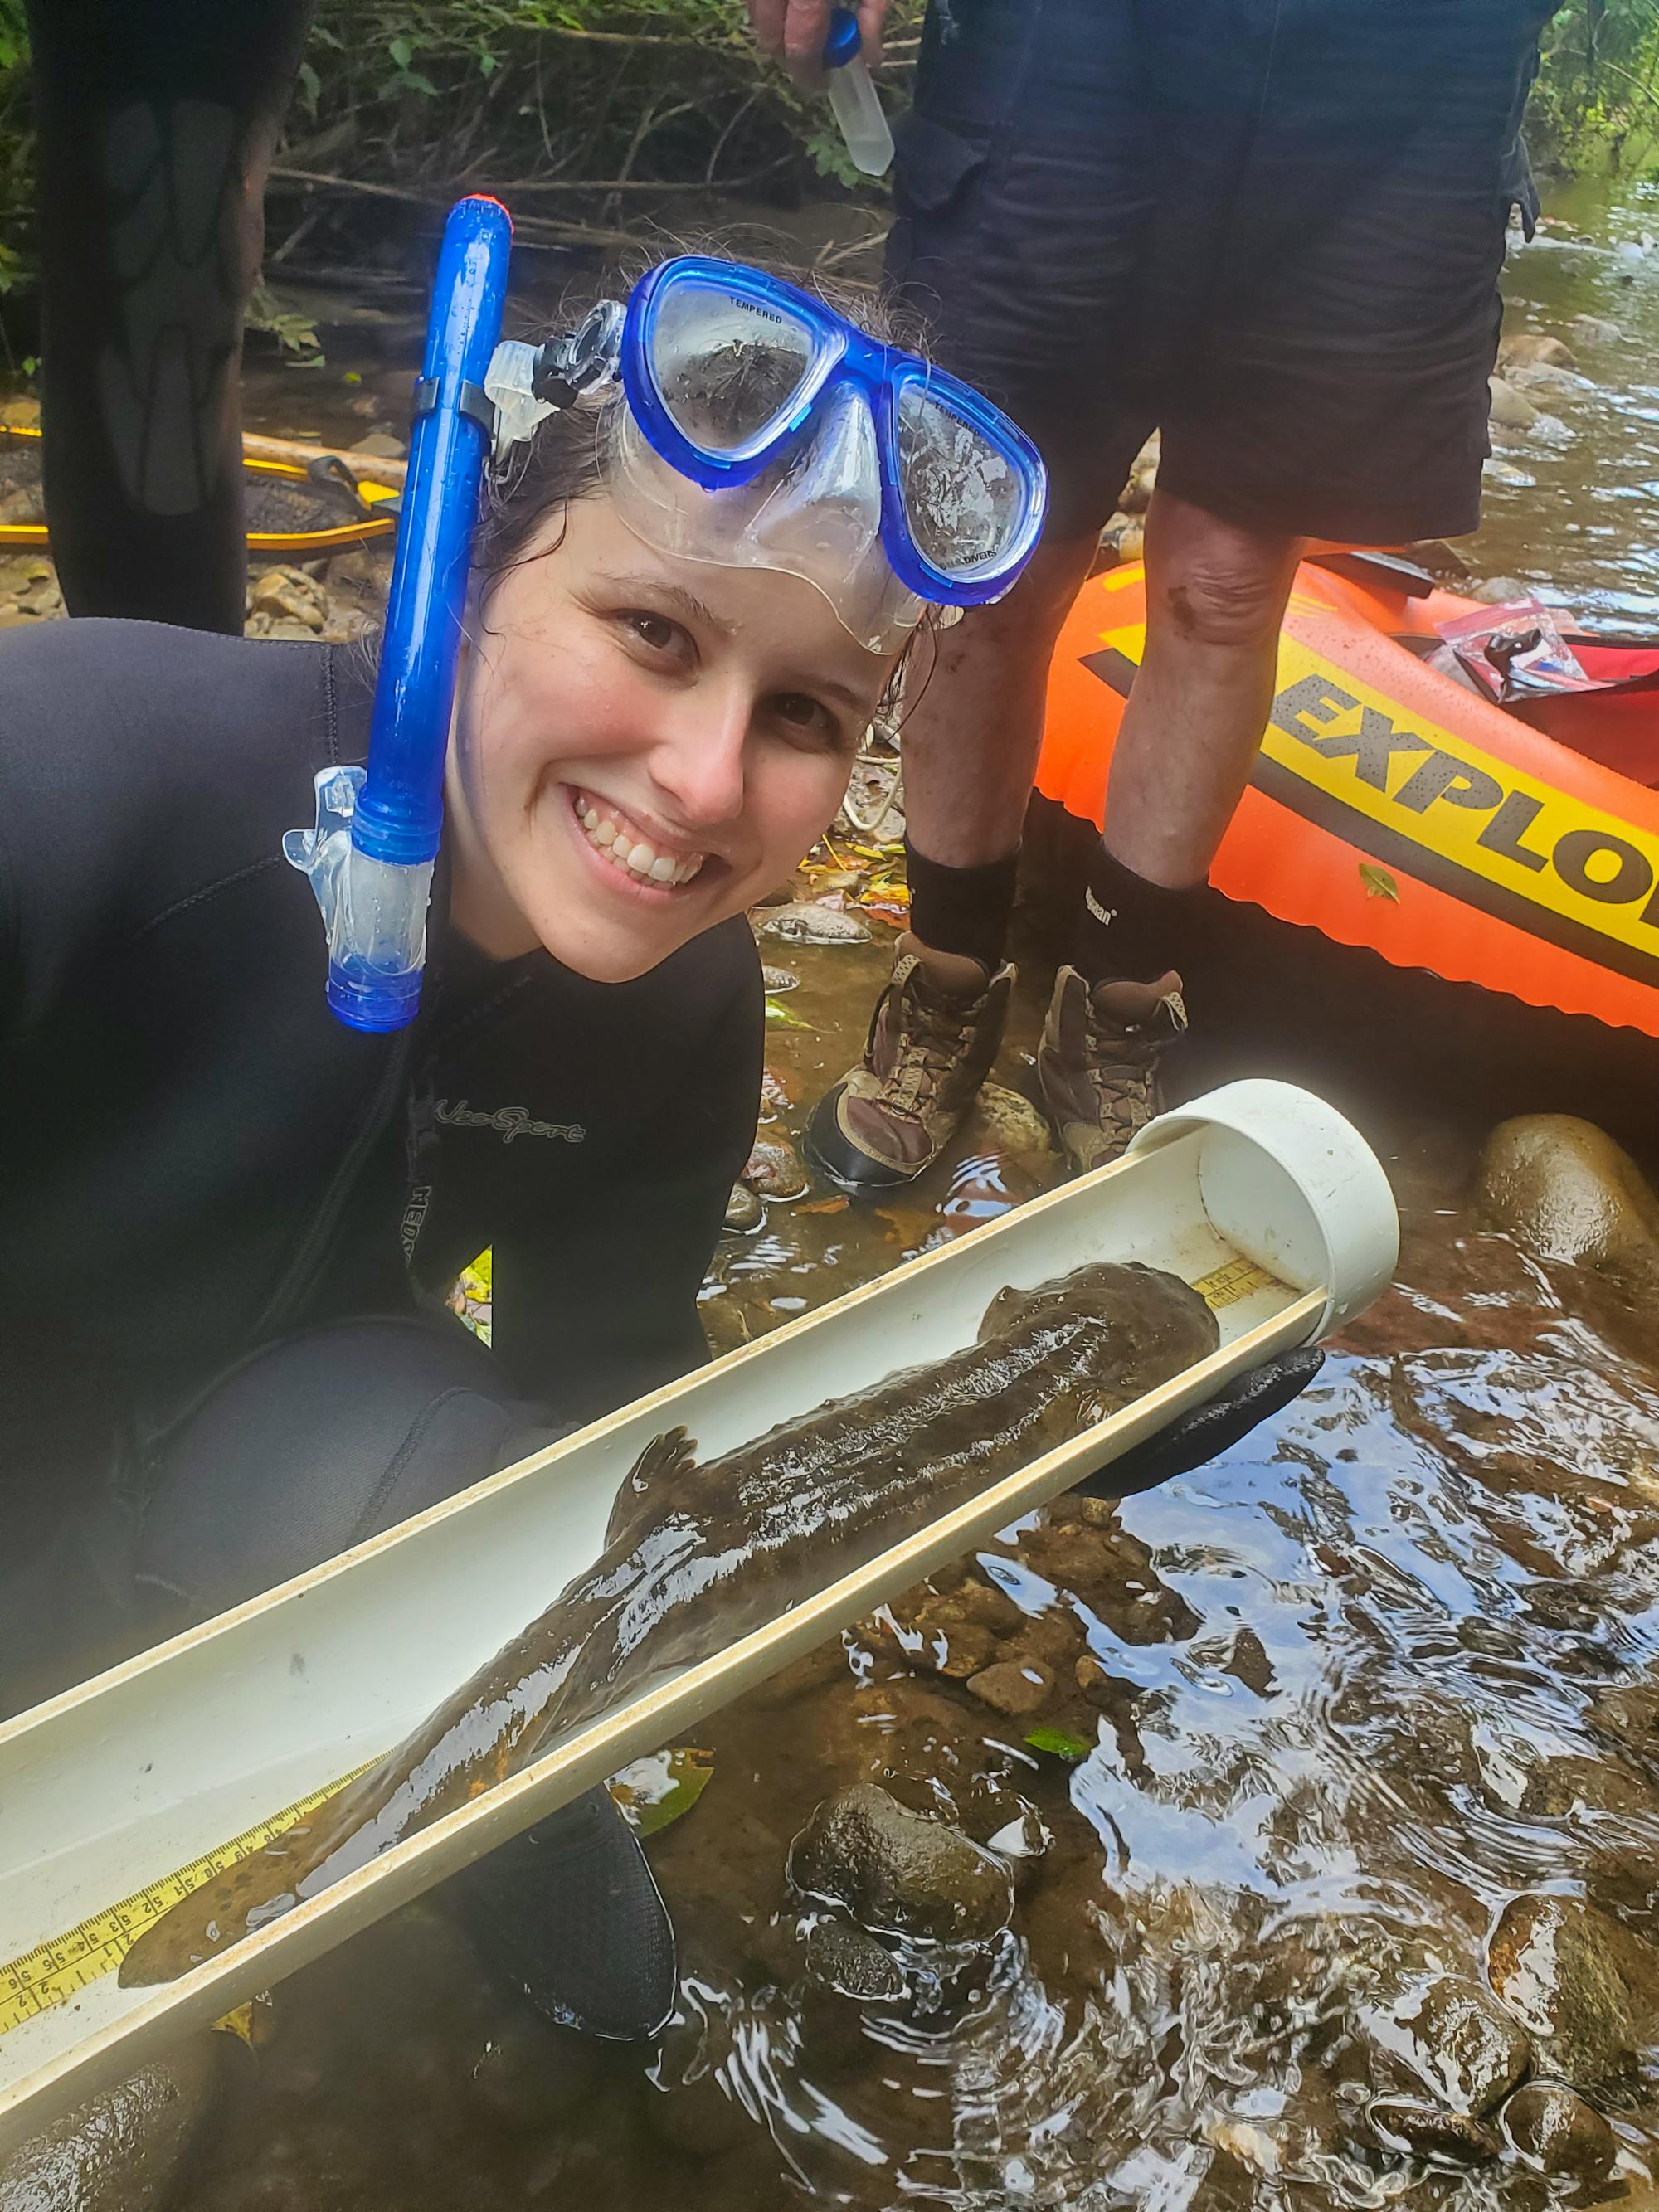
[904,839,1019,975]
[1073,842,1203,988]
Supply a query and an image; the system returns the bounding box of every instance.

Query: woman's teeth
[577,799,705,887]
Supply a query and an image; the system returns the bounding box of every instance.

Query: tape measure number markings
[1193,1256,1282,1310]
[0,1762,374,2038]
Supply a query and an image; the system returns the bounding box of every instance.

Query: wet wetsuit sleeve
[489,967,764,1422]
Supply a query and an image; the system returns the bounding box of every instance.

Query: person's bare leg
[1038,488,1306,1173]
[898,529,1100,869]
[1102,486,1305,887]
[803,530,1097,1191]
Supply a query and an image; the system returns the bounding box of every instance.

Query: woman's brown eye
[773,694,841,745]
[630,612,676,652]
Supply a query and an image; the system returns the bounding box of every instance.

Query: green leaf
[478,48,501,75]
[608,1747,713,1837]
[765,997,814,1029]
[388,34,412,67]
[1359,862,1401,903]
[1024,1726,1092,1762]
[296,59,320,114]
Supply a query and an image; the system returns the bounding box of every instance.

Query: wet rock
[966,1657,1057,1719]
[700,1294,751,1355]
[0,2035,221,2210]
[879,1600,999,1681]
[1098,512,1146,564]
[249,564,328,633]
[1403,537,1471,579]
[1488,376,1539,430]
[1569,313,1621,346]
[1363,1973,1531,2114]
[951,1571,1025,1636]
[1499,332,1577,370]
[1589,1685,1659,1771]
[760,964,798,994]
[1520,1747,1654,1816]
[1507,362,1590,399]
[803,1916,906,2000]
[723,1181,763,1232]
[469,2014,601,2130]
[1473,575,1530,603]
[1477,1113,1659,1288]
[350,429,406,459]
[790,1783,1015,1943]
[967,1083,1058,1168]
[742,1138,808,1200]
[754,900,871,946]
[1366,2096,1500,2165]
[1501,2080,1617,2181]
[1117,456,1158,513]
[1487,1894,1642,2098]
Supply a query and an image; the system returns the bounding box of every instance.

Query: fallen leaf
[608,1746,714,1837]
[799,1195,849,1215]
[766,998,815,1029]
[1359,862,1401,902]
[1024,1726,1092,1762]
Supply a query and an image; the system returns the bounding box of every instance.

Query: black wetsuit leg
[124,1314,679,2041]
[24,0,315,631]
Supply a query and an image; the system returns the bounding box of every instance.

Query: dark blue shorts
[888,0,1550,542]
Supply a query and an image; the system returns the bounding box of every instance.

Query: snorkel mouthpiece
[285,195,511,1033]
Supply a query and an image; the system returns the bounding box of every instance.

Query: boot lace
[878,975,986,1123]
[1085,989,1186,1127]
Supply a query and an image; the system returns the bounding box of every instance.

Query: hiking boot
[1037,965,1187,1174]
[804,933,1014,1193]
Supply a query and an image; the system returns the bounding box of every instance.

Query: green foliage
[246,280,324,362]
[0,0,923,289]
[1532,0,1659,173]
[1024,1726,1092,1762]
[275,0,922,216]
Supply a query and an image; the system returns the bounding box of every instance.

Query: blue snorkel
[285,195,513,1033]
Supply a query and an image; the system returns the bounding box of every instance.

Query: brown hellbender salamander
[120,1260,1218,1986]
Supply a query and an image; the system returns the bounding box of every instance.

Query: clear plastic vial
[824,7,893,177]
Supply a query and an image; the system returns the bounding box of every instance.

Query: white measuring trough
[0,1079,1396,2152]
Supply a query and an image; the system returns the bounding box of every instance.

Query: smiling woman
[0,247,1042,2044]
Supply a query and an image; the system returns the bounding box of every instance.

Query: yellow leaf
[1359,862,1401,903]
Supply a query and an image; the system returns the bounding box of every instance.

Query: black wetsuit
[0,616,762,1708]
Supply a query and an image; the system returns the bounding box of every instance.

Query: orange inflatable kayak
[1039,553,1659,1039]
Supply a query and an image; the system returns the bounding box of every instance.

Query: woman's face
[447,493,899,982]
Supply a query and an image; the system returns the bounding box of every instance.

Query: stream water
[164,177,1659,2212]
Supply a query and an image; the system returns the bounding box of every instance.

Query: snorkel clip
[484,300,622,459]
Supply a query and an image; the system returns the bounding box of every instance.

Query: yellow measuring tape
[0,1762,373,2039]
[0,1256,1283,2039]
[1193,1256,1280,1310]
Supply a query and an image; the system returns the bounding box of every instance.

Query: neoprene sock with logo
[903,839,1019,976]
[1073,841,1204,988]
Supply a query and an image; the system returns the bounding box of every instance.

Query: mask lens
[648,278,819,456]
[896,382,1029,581]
